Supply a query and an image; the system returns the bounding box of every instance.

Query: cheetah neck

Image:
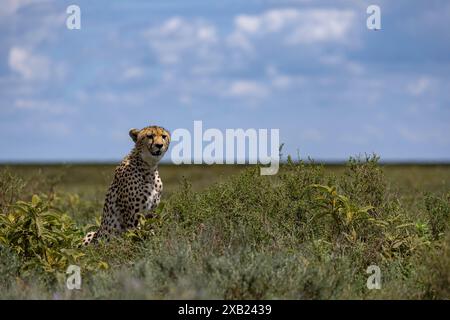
[128,146,159,172]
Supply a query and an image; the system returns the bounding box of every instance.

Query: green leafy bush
[0,169,25,214]
[418,232,450,299]
[340,154,386,208]
[0,245,22,287]
[425,193,450,240]
[0,195,84,273]
[0,195,108,278]
[309,183,374,244]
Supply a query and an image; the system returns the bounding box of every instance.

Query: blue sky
[0,0,449,162]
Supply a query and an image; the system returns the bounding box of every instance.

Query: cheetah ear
[129,128,140,143]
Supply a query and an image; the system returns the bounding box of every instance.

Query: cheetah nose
[154,144,163,149]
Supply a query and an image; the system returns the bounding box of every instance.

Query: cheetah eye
[162,135,167,139]
[147,134,154,139]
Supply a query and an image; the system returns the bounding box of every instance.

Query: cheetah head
[129,126,171,165]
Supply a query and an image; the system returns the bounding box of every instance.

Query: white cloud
[265,65,306,90]
[265,66,292,89]
[197,25,217,42]
[261,9,299,32]
[122,66,144,80]
[227,31,254,53]
[14,99,73,115]
[227,80,269,99]
[144,17,218,65]
[286,9,355,45]
[319,54,364,75]
[229,8,356,51]
[271,75,292,89]
[8,47,50,80]
[0,0,34,17]
[8,46,66,81]
[235,15,262,33]
[139,9,362,106]
[142,16,226,104]
[92,91,146,106]
[407,77,432,96]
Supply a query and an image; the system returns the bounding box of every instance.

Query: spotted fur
[82,125,170,246]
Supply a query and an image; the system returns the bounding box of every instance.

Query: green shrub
[0,195,108,279]
[417,232,450,299]
[425,193,450,240]
[0,169,25,214]
[0,195,84,274]
[340,154,386,209]
[309,183,374,244]
[0,245,22,287]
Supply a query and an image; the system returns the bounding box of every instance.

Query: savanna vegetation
[0,155,449,299]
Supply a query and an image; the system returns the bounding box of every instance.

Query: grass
[0,156,449,299]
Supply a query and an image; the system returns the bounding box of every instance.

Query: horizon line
[1,159,450,166]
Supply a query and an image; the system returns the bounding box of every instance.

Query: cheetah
[82,125,170,246]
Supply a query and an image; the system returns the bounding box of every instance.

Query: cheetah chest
[144,184,161,211]
[138,172,163,213]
